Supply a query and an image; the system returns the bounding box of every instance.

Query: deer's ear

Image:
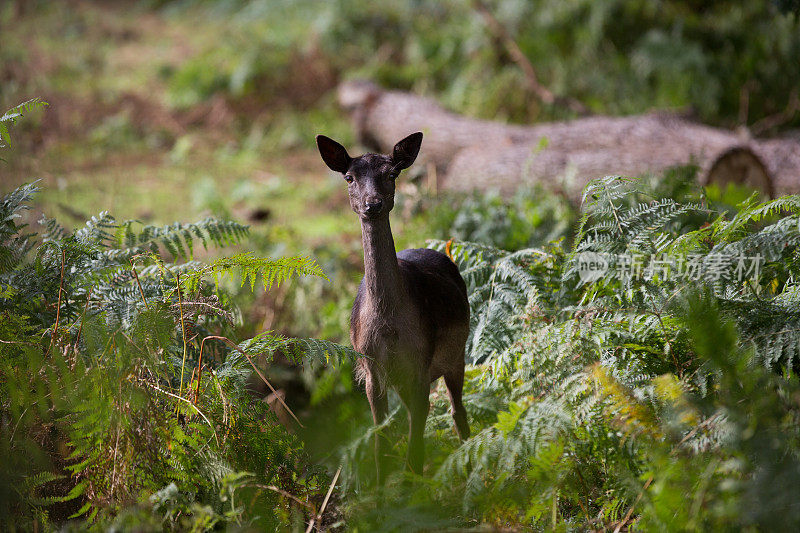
[316,135,352,173]
[391,132,423,170]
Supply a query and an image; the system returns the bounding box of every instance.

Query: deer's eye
[344,175,354,183]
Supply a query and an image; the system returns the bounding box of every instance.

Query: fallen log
[338,80,800,198]
[338,79,540,167]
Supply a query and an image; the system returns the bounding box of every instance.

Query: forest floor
[2,1,366,255]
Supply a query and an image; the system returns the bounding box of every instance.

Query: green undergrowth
[4,1,800,524]
[320,175,800,531]
[0,179,362,531]
[6,91,800,529]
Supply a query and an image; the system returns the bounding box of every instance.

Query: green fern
[0,98,48,151]
[0,180,39,274]
[428,239,560,364]
[0,183,341,529]
[338,173,800,530]
[116,217,249,260]
[184,252,327,291]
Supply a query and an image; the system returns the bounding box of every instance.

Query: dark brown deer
[316,132,471,479]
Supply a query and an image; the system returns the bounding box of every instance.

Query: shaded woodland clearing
[3,1,800,531]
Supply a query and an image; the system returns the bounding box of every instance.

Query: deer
[316,131,471,480]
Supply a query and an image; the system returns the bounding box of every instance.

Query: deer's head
[316,132,423,221]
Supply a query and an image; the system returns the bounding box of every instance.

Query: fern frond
[185,252,327,291]
[233,330,361,368]
[0,98,48,149]
[116,217,249,259]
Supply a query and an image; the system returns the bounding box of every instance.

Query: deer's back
[395,248,469,330]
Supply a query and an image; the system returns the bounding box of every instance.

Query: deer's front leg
[403,378,430,475]
[365,367,389,483]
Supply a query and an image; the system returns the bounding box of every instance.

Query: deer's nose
[365,199,383,215]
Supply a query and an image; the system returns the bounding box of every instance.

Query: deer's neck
[360,217,406,313]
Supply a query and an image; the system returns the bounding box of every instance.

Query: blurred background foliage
[4,0,798,340]
[3,0,800,530]
[4,0,799,225]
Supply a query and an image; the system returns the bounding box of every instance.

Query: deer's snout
[364,198,383,216]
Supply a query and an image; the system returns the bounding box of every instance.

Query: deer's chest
[351,304,424,361]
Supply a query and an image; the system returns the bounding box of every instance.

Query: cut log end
[703,146,775,198]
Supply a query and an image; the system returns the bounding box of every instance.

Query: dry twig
[199,335,304,427]
[305,465,341,533]
[473,0,590,115]
[49,248,66,353]
[751,91,800,135]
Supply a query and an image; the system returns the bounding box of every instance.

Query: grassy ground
[1,1,369,256]
[2,0,463,377]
